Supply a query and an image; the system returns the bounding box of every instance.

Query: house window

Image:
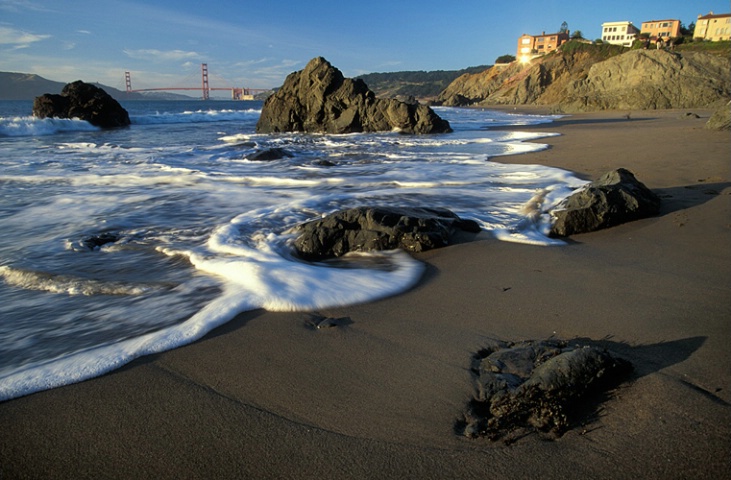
[522,38,531,44]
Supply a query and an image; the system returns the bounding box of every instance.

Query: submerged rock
[245,147,294,161]
[33,81,130,128]
[81,232,120,250]
[459,339,632,440]
[549,168,661,237]
[256,57,452,134]
[292,206,480,261]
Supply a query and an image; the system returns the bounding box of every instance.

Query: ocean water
[0,100,586,401]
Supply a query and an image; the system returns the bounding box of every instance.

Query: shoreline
[1,108,729,479]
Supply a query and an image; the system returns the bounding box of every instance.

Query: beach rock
[256,57,452,134]
[549,168,661,237]
[292,206,480,261]
[459,338,632,440]
[33,81,130,128]
[706,102,731,131]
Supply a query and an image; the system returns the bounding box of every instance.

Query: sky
[1,0,728,92]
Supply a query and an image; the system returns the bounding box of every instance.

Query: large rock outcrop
[549,168,661,237]
[256,57,452,134]
[437,46,731,112]
[706,101,731,130]
[563,50,731,111]
[292,206,480,261]
[33,81,130,128]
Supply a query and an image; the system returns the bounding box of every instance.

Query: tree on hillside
[495,54,516,64]
[571,30,584,40]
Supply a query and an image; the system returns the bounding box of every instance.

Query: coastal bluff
[256,57,452,134]
[437,48,730,112]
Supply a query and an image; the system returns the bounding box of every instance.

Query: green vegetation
[356,66,490,99]
[495,54,516,64]
[675,40,731,56]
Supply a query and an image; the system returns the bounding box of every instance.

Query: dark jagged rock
[459,338,632,440]
[550,168,661,237]
[292,206,480,261]
[256,57,452,134]
[245,147,294,161]
[33,81,130,128]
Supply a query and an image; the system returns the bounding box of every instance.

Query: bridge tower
[201,63,210,100]
[125,71,132,93]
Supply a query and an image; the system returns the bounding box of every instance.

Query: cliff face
[438,48,731,112]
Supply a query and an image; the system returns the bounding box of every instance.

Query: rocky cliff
[438,46,731,112]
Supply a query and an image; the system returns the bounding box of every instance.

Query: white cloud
[0,26,50,46]
[123,48,203,62]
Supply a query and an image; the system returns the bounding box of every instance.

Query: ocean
[0,100,586,401]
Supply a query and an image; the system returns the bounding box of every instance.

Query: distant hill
[0,72,65,100]
[0,71,195,101]
[355,66,491,101]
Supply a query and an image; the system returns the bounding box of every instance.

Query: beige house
[640,19,681,44]
[694,12,731,41]
[516,31,570,63]
[601,21,639,47]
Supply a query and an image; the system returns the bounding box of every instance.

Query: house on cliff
[640,19,681,46]
[516,31,570,63]
[693,12,731,41]
[601,21,639,47]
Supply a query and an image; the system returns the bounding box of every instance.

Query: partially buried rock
[293,206,481,261]
[459,339,632,440]
[550,168,661,237]
[256,57,452,134]
[33,81,130,128]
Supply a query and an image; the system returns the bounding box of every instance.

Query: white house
[601,21,639,47]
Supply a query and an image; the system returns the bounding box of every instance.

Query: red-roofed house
[693,12,731,41]
[516,31,570,63]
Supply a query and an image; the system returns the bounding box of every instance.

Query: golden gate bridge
[124,63,268,100]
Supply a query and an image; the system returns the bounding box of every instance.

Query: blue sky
[1,0,727,91]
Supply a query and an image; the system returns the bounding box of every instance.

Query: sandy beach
[1,108,729,479]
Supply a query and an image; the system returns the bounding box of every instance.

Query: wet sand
[1,108,729,479]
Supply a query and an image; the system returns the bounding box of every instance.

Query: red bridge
[124,63,268,100]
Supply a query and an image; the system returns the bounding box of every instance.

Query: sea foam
[0,102,587,402]
[0,116,100,137]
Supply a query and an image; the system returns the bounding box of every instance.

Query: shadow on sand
[655,182,731,215]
